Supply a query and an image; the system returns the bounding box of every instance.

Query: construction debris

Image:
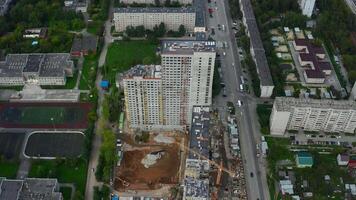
[141,151,165,168]
[153,134,175,144]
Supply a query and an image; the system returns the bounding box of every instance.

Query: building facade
[0,53,74,86]
[270,97,356,135]
[120,0,192,5]
[113,7,196,32]
[120,40,215,131]
[299,0,316,17]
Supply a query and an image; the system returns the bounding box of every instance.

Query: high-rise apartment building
[299,0,316,17]
[120,40,216,131]
[270,97,356,135]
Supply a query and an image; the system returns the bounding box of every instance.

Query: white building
[120,0,192,5]
[299,0,316,17]
[0,53,74,86]
[113,7,196,32]
[270,97,356,135]
[120,40,215,131]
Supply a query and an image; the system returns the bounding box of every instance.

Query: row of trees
[125,23,186,38]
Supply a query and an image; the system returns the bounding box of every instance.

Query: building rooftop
[161,40,215,55]
[114,6,195,13]
[71,35,98,53]
[123,65,162,79]
[274,97,356,111]
[193,0,205,27]
[0,178,62,200]
[188,106,210,160]
[184,177,209,199]
[0,53,73,78]
[240,0,274,87]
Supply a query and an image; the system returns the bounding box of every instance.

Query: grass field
[25,132,84,158]
[29,159,87,195]
[0,106,85,125]
[104,40,159,83]
[60,186,72,200]
[79,55,98,90]
[0,160,19,178]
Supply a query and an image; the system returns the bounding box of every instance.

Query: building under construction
[118,40,216,131]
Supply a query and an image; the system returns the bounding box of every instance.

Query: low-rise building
[0,178,62,200]
[113,7,196,32]
[64,0,87,12]
[293,39,332,84]
[71,35,98,57]
[0,53,74,86]
[337,153,350,166]
[270,97,356,135]
[279,180,294,195]
[296,152,313,168]
[299,0,316,17]
[23,28,48,39]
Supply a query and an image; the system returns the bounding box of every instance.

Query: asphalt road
[207,0,270,199]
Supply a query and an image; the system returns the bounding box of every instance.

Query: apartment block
[239,0,274,97]
[0,53,74,86]
[119,40,216,131]
[270,97,356,135]
[123,65,164,130]
[113,7,196,32]
[299,0,316,17]
[120,0,192,5]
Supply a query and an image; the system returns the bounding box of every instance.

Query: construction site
[114,132,188,197]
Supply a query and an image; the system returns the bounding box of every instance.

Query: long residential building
[119,40,216,131]
[270,97,356,135]
[113,7,196,32]
[0,53,74,86]
[120,0,192,5]
[239,0,274,97]
[299,0,316,17]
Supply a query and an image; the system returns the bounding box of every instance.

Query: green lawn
[79,55,98,90]
[87,20,103,36]
[0,86,24,91]
[29,159,87,195]
[104,40,159,83]
[60,186,72,200]
[0,160,19,178]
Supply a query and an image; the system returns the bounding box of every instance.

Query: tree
[178,25,186,36]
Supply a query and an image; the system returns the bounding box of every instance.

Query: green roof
[297,152,313,166]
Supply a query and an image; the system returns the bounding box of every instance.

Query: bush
[256,104,272,134]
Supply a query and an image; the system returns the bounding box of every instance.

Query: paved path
[85,1,114,199]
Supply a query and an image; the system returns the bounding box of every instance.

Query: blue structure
[111,194,119,200]
[100,80,109,89]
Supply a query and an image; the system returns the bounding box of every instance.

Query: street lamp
[50,117,56,132]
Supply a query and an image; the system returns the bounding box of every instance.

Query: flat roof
[114,7,195,13]
[0,180,23,200]
[254,49,274,86]
[0,53,73,78]
[71,35,98,53]
[161,40,215,55]
[274,97,356,111]
[193,0,205,27]
[188,106,210,160]
[122,65,161,79]
[184,177,209,198]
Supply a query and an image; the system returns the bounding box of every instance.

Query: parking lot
[287,132,356,148]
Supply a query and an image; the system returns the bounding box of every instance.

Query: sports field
[25,132,84,158]
[0,103,92,129]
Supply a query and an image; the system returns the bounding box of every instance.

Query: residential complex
[293,39,332,84]
[183,107,210,200]
[0,53,74,86]
[120,40,216,130]
[0,178,62,200]
[113,7,196,32]
[270,97,356,135]
[299,0,316,17]
[239,0,274,97]
[120,0,192,5]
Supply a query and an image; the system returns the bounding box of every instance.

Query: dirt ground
[114,132,187,192]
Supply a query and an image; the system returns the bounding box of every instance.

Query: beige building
[270,97,356,135]
[113,7,196,32]
[120,0,192,5]
[119,40,216,131]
